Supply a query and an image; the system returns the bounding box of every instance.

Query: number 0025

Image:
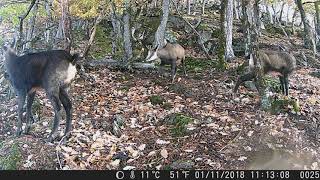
[300,171,320,179]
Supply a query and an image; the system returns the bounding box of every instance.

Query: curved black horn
[10,37,16,48]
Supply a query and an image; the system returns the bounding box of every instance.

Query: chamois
[234,49,296,96]
[3,44,78,142]
[145,42,186,83]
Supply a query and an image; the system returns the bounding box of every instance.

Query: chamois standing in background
[3,43,78,142]
[145,42,186,83]
[234,49,296,96]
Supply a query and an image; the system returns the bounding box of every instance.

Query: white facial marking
[249,54,254,70]
[146,52,158,62]
[65,63,77,84]
[145,51,152,61]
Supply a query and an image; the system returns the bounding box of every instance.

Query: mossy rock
[162,102,173,110]
[0,141,21,170]
[165,113,194,137]
[150,95,165,106]
[185,57,213,73]
[264,76,282,94]
[170,160,195,170]
[149,95,173,110]
[118,86,130,93]
[309,71,320,78]
[0,137,56,170]
[270,97,300,114]
[169,84,193,97]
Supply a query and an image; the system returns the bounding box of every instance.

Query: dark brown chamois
[234,49,296,96]
[3,45,78,142]
[145,42,186,83]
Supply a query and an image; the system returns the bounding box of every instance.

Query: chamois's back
[5,50,78,91]
[160,43,185,65]
[258,50,296,75]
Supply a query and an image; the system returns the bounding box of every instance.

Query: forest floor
[0,24,320,170]
[0,56,320,170]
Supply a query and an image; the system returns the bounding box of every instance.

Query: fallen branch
[219,122,243,153]
[55,132,71,170]
[79,58,157,70]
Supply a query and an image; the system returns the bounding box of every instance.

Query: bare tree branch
[17,0,37,50]
[170,0,212,60]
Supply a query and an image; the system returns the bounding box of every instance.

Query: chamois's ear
[10,37,16,48]
[154,44,159,51]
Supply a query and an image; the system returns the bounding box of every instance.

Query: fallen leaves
[160,149,168,159]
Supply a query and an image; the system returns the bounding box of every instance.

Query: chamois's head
[2,38,17,58]
[145,45,159,62]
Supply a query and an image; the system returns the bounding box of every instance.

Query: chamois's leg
[279,75,285,95]
[25,91,36,134]
[47,89,62,142]
[158,61,165,76]
[16,91,26,136]
[59,87,72,138]
[233,72,255,93]
[284,74,289,96]
[182,58,187,76]
[171,62,177,83]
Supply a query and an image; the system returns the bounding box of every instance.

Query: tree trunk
[217,0,227,68]
[151,0,157,8]
[233,0,239,20]
[45,0,53,44]
[267,5,274,24]
[291,8,297,34]
[225,0,235,60]
[123,0,133,63]
[295,0,316,53]
[286,4,290,26]
[253,0,260,36]
[315,2,320,36]
[83,14,104,58]
[17,0,36,51]
[111,2,123,55]
[61,0,72,52]
[25,2,38,50]
[155,0,170,48]
[201,0,207,15]
[271,4,278,24]
[279,2,285,24]
[187,0,191,15]
[242,0,252,56]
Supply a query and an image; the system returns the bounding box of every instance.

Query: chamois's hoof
[15,129,22,137]
[30,116,36,123]
[47,132,59,142]
[61,131,71,143]
[24,125,31,134]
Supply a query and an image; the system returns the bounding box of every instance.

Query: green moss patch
[165,113,194,137]
[0,142,22,170]
[270,97,300,114]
